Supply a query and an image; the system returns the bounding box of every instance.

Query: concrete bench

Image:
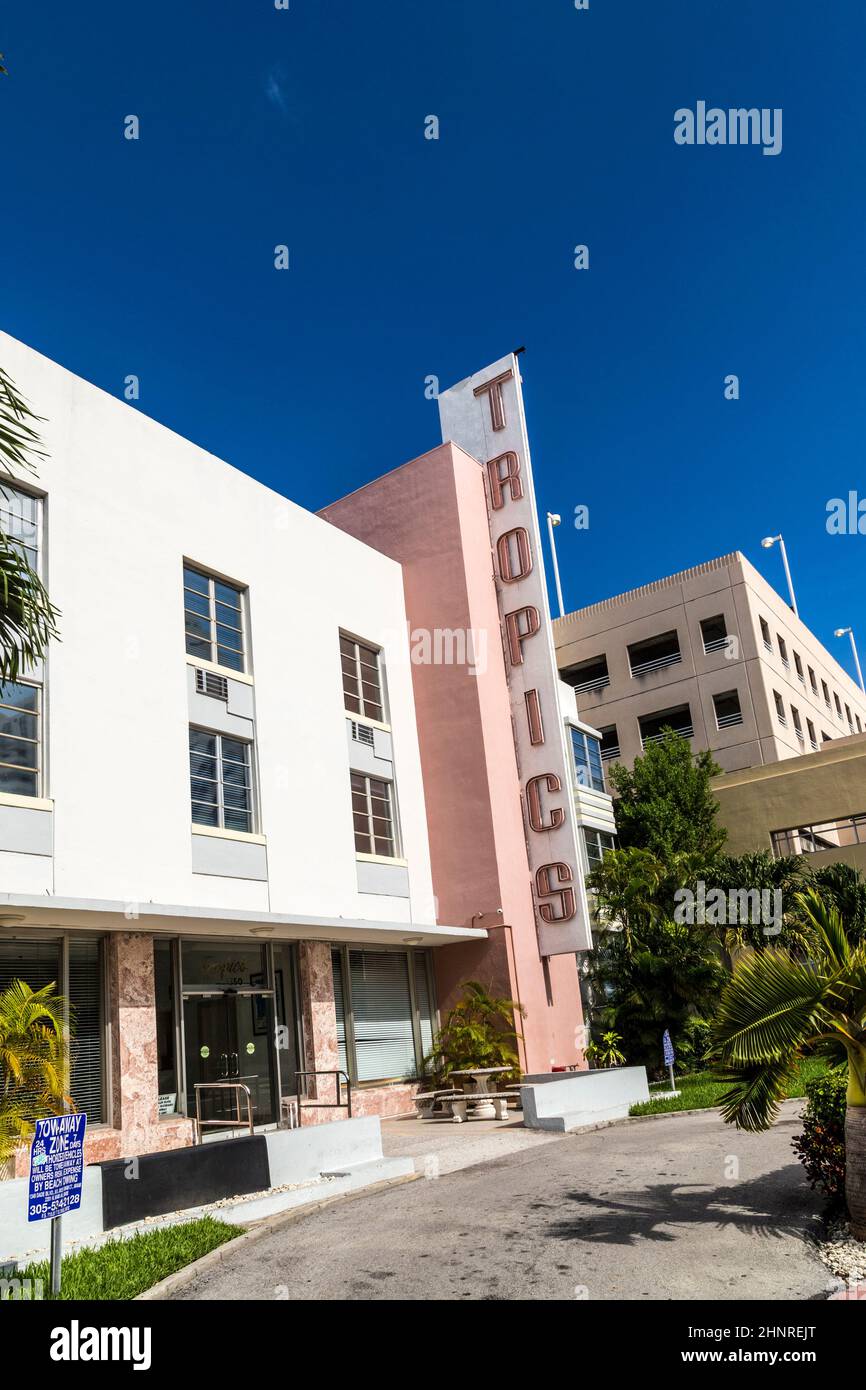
[414,1090,462,1117]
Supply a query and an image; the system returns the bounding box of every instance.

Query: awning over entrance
[0,893,487,948]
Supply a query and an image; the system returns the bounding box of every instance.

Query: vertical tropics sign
[439,354,591,955]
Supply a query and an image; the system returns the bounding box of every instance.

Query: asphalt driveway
[172,1101,831,1301]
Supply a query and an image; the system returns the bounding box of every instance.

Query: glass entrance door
[183,992,277,1130]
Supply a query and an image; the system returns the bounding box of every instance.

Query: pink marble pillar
[297,940,340,1106]
[107,932,161,1153]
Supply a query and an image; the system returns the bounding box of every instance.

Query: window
[562,653,609,694]
[189,728,254,833]
[154,939,178,1102]
[792,706,803,743]
[822,679,831,708]
[807,718,817,750]
[822,730,832,743]
[700,615,729,654]
[628,630,682,677]
[0,935,105,1124]
[583,827,617,872]
[834,693,843,719]
[794,652,804,684]
[846,704,854,732]
[773,691,787,726]
[351,771,397,857]
[598,724,620,762]
[777,635,789,669]
[808,666,818,695]
[760,617,772,652]
[0,481,40,572]
[771,814,866,858]
[570,728,605,792]
[713,690,743,729]
[184,565,246,672]
[638,704,693,748]
[858,716,863,734]
[332,946,435,1084]
[0,681,40,796]
[0,486,45,797]
[340,635,385,722]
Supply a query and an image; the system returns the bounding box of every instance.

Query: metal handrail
[630,651,682,677]
[294,1070,352,1126]
[193,1081,254,1144]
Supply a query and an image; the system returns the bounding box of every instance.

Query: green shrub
[791,1069,847,1203]
[421,980,524,1089]
[676,1017,713,1072]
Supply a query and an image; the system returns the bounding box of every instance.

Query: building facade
[0,336,609,1167]
[554,552,866,775]
[713,731,866,873]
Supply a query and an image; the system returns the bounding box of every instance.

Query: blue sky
[2,1,864,677]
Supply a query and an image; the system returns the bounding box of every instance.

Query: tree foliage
[0,979,71,1163]
[606,729,726,863]
[711,890,866,1235]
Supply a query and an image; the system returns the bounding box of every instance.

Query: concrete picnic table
[448,1067,511,1121]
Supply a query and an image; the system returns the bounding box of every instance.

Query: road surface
[172,1102,830,1301]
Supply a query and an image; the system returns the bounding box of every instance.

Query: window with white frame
[0,485,45,798]
[340,634,385,722]
[350,771,397,857]
[583,827,617,872]
[773,690,787,726]
[189,728,254,833]
[0,482,40,571]
[184,565,246,672]
[0,681,41,796]
[570,727,605,792]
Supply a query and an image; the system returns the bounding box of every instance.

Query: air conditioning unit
[195,668,229,701]
[350,721,375,748]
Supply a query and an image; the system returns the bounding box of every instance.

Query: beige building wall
[554,552,866,775]
[712,732,866,871]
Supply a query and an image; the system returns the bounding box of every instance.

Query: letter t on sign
[473,370,514,432]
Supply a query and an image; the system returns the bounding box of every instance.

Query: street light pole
[834,627,865,693]
[760,534,799,618]
[546,512,565,619]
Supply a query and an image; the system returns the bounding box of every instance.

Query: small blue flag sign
[662,1029,675,1067]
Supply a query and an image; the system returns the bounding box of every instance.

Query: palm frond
[711,948,830,1063]
[714,1057,799,1132]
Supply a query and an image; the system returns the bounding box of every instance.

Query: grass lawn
[629,1056,828,1117]
[12,1215,241,1300]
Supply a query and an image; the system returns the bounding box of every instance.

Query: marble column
[107,932,161,1153]
[297,940,340,1104]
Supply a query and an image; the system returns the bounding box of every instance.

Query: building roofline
[553,552,746,627]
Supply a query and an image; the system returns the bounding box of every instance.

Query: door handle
[230,1051,239,1077]
[219,1052,228,1078]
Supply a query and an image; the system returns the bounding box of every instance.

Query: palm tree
[0,367,60,679]
[712,889,866,1237]
[0,980,71,1166]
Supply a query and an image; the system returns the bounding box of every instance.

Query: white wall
[0,333,437,927]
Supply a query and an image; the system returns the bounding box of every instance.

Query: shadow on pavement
[545,1168,822,1247]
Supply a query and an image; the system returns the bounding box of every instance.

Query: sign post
[27,1111,87,1296]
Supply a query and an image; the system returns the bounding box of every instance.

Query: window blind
[331,949,349,1075]
[348,950,416,1082]
[414,954,434,1059]
[68,939,104,1123]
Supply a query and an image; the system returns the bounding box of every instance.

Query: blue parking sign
[27,1113,87,1223]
